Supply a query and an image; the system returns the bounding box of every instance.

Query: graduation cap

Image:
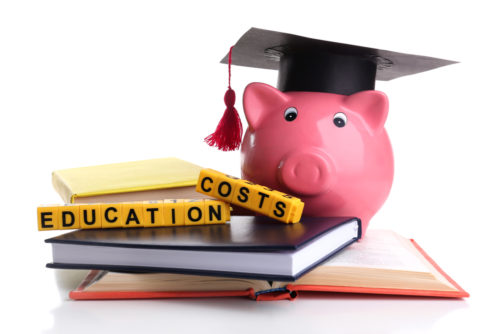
[205,27,457,150]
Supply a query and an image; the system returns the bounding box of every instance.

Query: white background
[1,0,499,333]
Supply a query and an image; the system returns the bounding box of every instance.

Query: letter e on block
[37,205,59,231]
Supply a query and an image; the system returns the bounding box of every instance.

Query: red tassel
[204,46,243,151]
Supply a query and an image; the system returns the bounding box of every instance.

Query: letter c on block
[104,207,118,223]
[201,177,213,193]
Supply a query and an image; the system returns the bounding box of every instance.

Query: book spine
[37,199,230,231]
[254,287,297,301]
[52,170,74,203]
[69,289,256,300]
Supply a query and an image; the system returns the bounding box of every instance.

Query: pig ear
[343,90,389,135]
[243,82,288,129]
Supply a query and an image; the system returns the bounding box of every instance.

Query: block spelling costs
[37,199,230,231]
[196,168,304,223]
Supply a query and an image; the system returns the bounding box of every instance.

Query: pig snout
[278,148,335,196]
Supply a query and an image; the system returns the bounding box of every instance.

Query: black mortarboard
[206,28,457,151]
[221,28,457,95]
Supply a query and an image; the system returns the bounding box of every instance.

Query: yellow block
[213,173,238,201]
[248,185,275,215]
[230,179,254,207]
[122,202,144,228]
[100,203,123,228]
[195,168,304,223]
[204,200,229,224]
[37,199,232,231]
[37,205,59,231]
[143,201,164,227]
[164,199,185,226]
[195,168,224,197]
[59,204,80,229]
[223,202,230,222]
[269,194,305,223]
[80,204,102,229]
[184,200,206,225]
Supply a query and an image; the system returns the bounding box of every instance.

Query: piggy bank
[241,82,394,235]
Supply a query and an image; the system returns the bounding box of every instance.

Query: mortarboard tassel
[204,46,243,151]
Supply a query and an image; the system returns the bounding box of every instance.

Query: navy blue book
[46,216,361,281]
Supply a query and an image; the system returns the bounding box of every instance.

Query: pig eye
[333,112,347,128]
[284,107,298,122]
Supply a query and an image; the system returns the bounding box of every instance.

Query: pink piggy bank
[241,82,394,235]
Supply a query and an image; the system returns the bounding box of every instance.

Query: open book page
[287,230,457,291]
[323,229,430,272]
[82,230,459,294]
[84,271,272,292]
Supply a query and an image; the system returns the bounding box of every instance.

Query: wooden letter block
[213,173,239,201]
[122,202,144,228]
[80,204,102,229]
[164,199,185,226]
[222,202,231,222]
[143,201,164,227]
[184,200,205,225]
[37,205,59,231]
[230,179,253,207]
[248,185,274,215]
[195,168,305,223]
[204,200,229,224]
[100,203,123,228]
[196,169,224,197]
[59,204,80,230]
[269,194,305,223]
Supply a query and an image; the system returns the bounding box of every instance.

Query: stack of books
[40,158,468,300]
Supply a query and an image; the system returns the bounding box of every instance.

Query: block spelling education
[38,199,230,231]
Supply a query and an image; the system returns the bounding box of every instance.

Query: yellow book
[52,158,207,204]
